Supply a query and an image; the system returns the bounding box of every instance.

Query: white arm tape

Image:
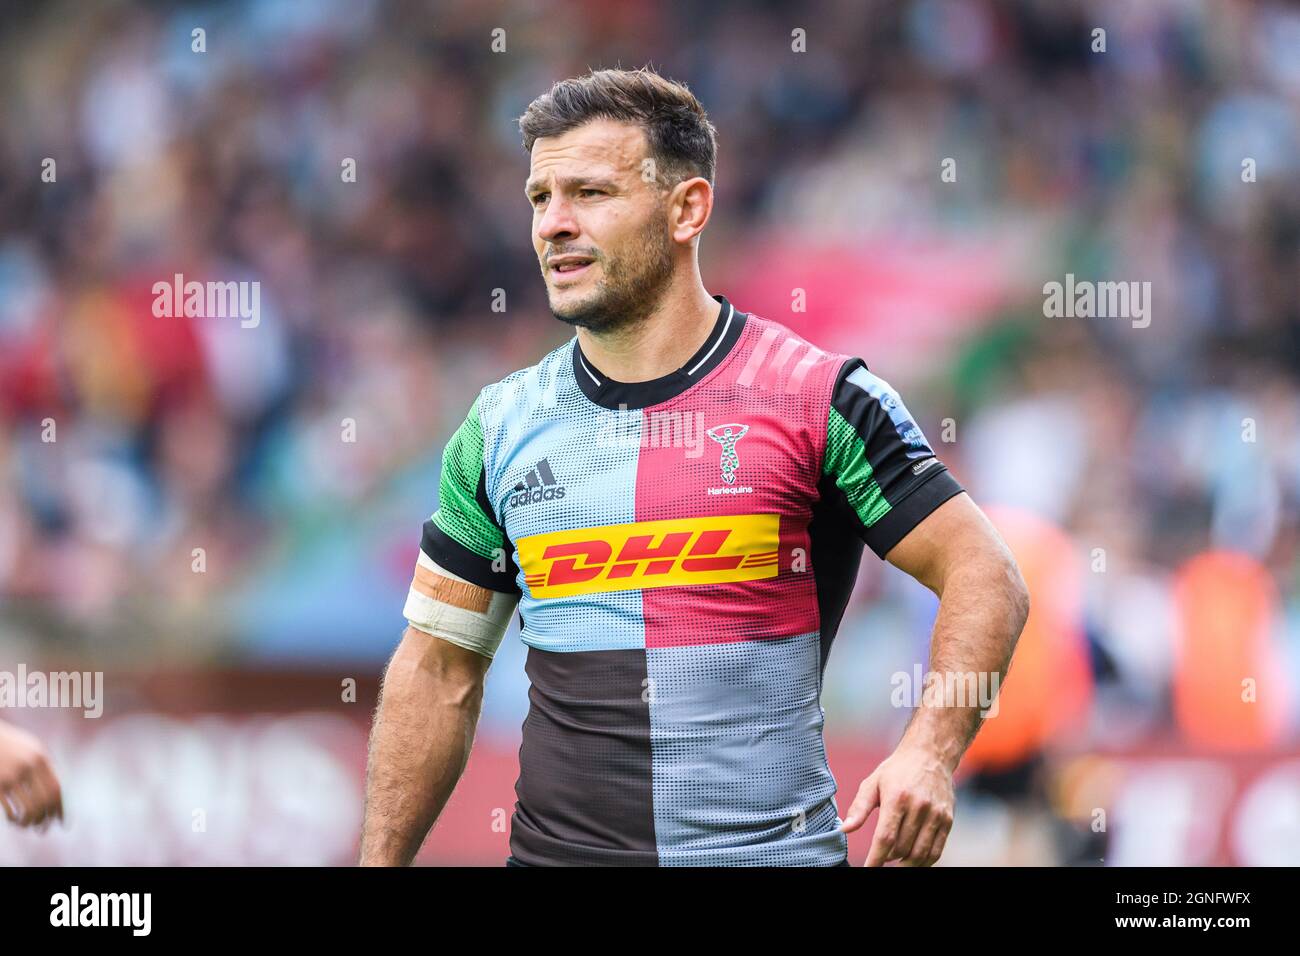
[403,551,520,660]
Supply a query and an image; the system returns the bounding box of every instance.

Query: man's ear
[669,176,712,244]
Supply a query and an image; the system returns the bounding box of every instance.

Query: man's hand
[841,744,954,866]
[0,720,64,830]
[836,492,1027,868]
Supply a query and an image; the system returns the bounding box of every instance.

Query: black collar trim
[572,294,746,410]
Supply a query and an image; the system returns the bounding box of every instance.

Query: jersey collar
[571,294,746,410]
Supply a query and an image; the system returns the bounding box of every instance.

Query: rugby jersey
[411,293,963,866]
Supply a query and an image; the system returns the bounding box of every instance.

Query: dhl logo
[517,514,780,599]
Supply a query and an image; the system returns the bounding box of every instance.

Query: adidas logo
[508,458,566,508]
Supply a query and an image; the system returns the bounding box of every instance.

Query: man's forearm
[359,631,486,866]
[898,547,1029,773]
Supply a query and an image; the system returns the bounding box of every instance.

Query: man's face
[526,118,675,332]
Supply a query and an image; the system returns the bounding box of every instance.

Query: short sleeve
[822,358,964,559]
[419,396,521,593]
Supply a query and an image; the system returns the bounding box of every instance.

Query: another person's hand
[0,720,64,829]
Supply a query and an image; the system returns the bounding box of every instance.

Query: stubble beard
[545,217,675,335]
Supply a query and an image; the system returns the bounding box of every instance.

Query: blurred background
[0,0,1298,865]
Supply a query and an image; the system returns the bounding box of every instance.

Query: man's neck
[574,281,719,383]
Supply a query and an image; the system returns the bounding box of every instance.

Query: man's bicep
[405,396,521,661]
[882,491,996,592]
[404,553,520,662]
[397,623,493,680]
[425,396,520,591]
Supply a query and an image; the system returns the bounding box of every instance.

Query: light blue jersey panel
[478,341,646,653]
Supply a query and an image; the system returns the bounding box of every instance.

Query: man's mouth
[549,255,595,278]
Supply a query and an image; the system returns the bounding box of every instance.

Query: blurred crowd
[0,0,1298,810]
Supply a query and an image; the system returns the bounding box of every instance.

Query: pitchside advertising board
[0,679,1293,865]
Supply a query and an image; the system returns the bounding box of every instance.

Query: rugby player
[360,68,1029,867]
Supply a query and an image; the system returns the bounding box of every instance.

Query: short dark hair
[518,67,717,188]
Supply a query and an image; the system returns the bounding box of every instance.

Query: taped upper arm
[403,551,520,661]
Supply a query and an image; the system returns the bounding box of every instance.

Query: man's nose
[536,195,578,243]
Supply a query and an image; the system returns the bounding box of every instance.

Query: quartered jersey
[409,293,964,866]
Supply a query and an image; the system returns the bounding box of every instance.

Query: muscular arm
[841,491,1030,865]
[887,491,1029,770]
[359,623,492,866]
[365,389,522,865]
